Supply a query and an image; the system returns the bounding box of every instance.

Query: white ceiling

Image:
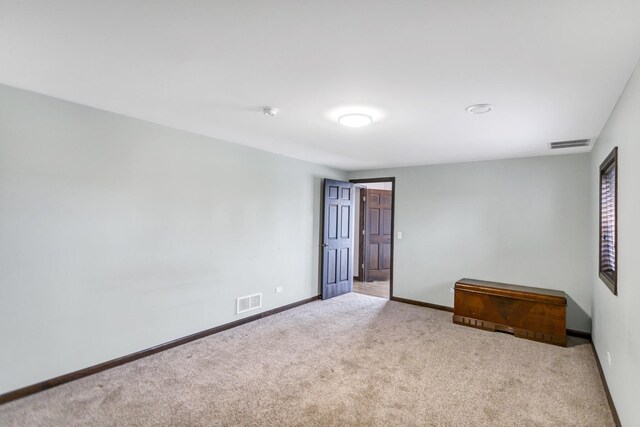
[1,1,640,171]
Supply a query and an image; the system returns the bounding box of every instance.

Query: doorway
[351,178,395,300]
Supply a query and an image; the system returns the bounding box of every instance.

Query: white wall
[349,154,592,332]
[0,84,345,394]
[589,62,640,426]
[359,182,392,191]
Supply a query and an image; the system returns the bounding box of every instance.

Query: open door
[363,189,392,282]
[321,179,354,299]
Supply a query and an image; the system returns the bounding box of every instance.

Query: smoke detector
[263,107,278,117]
[466,104,493,114]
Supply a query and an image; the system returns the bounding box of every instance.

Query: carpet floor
[0,293,613,426]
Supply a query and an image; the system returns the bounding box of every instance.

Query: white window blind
[600,166,616,276]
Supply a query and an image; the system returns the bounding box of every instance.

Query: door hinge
[361,263,364,269]
[362,196,366,201]
[362,230,365,235]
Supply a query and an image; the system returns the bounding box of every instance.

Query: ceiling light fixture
[328,105,384,128]
[263,106,278,117]
[338,113,373,128]
[466,104,492,115]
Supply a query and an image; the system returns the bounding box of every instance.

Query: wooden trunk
[453,278,567,346]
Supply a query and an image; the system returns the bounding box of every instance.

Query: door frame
[354,184,367,280]
[349,177,395,299]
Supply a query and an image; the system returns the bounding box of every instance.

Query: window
[599,147,618,295]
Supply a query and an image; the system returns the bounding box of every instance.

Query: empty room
[1,1,639,426]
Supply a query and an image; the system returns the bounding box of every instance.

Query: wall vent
[236,293,262,314]
[549,139,590,150]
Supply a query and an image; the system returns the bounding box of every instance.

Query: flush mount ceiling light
[466,104,493,115]
[262,106,278,117]
[338,113,373,128]
[328,105,384,128]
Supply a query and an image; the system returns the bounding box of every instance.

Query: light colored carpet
[0,293,613,426]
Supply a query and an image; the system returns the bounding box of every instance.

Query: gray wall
[0,84,345,394]
[589,61,640,426]
[349,154,592,332]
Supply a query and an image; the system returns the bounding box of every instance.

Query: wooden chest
[453,278,567,346]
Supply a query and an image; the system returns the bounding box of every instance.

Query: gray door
[321,179,354,299]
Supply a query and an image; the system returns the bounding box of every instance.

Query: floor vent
[237,293,262,314]
[549,139,590,150]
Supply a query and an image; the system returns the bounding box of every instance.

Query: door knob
[322,243,329,248]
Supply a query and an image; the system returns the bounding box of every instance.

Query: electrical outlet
[275,286,284,294]
[397,231,403,240]
[607,352,611,366]
[450,287,455,294]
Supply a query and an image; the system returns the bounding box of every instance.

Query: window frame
[599,146,618,295]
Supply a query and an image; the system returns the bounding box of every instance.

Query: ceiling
[1,1,640,171]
